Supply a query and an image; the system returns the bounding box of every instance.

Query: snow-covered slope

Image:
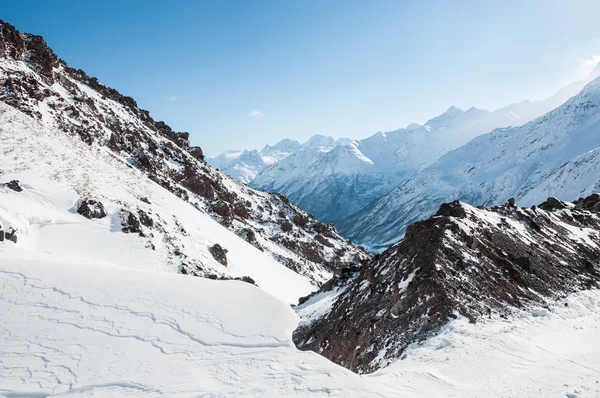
[339,76,600,248]
[253,142,401,222]
[3,200,599,397]
[0,20,369,285]
[0,245,397,397]
[0,102,314,304]
[250,72,598,224]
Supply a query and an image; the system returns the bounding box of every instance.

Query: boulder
[209,244,228,266]
[4,180,23,192]
[435,200,467,218]
[77,199,107,219]
[4,227,17,243]
[188,146,205,162]
[137,209,154,228]
[538,197,566,211]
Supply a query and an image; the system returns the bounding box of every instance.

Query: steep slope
[0,20,368,285]
[253,142,400,223]
[340,76,600,249]
[0,101,314,304]
[294,198,600,373]
[251,77,595,224]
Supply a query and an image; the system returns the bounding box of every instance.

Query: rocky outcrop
[120,210,141,234]
[209,244,228,266]
[0,20,369,285]
[76,199,107,219]
[293,195,600,374]
[3,180,22,192]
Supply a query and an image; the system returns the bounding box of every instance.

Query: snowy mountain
[250,73,598,224]
[2,18,600,398]
[295,198,600,374]
[0,20,368,288]
[339,75,600,249]
[207,135,350,184]
[207,139,301,183]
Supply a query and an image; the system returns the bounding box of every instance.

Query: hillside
[295,197,600,373]
[0,20,368,287]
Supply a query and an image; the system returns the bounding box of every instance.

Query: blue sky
[4,0,600,155]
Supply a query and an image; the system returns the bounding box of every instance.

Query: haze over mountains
[211,65,600,229]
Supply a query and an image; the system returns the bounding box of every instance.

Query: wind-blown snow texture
[2,202,600,397]
[0,20,368,286]
[340,74,600,249]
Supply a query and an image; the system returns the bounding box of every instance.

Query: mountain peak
[262,138,301,152]
[301,134,336,149]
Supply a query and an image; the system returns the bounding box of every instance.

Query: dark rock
[507,197,516,207]
[210,200,233,220]
[281,221,293,232]
[235,276,256,285]
[137,209,154,228]
[4,227,17,244]
[77,199,107,219]
[515,256,533,273]
[293,214,308,227]
[140,197,151,204]
[574,193,600,213]
[188,146,205,162]
[538,197,566,211]
[121,211,141,233]
[238,228,257,244]
[209,244,228,266]
[4,180,23,192]
[294,197,600,374]
[435,200,467,218]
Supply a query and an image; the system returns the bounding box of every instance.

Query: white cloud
[249,110,266,118]
[165,95,177,101]
[576,55,600,79]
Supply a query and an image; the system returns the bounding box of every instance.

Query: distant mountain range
[340,72,600,249]
[210,66,600,228]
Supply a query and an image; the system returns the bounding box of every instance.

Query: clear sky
[4,0,600,156]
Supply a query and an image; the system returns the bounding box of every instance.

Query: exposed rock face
[121,210,141,234]
[293,195,600,374]
[4,228,17,243]
[3,180,22,192]
[0,20,369,284]
[209,244,228,266]
[0,221,17,243]
[76,199,107,219]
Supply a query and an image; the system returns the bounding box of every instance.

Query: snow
[369,289,600,398]
[3,240,600,397]
[0,101,315,304]
[0,245,396,397]
[397,268,418,294]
